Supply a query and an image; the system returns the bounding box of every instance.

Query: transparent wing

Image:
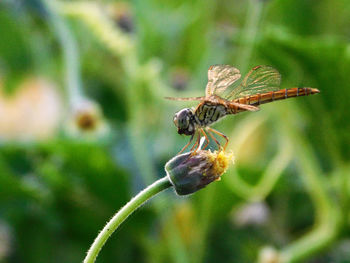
[230,102,260,111]
[205,65,241,97]
[164,96,206,101]
[226,65,281,100]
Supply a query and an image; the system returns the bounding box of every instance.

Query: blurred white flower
[258,246,281,263]
[0,77,63,141]
[232,201,270,227]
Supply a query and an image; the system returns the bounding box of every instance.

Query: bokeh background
[0,0,350,262]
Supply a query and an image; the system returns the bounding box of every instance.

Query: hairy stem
[84,176,172,263]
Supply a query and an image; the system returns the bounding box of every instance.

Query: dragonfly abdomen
[234,87,320,108]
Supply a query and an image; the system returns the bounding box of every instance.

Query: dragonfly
[166,64,320,154]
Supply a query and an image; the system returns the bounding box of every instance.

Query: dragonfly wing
[205,65,241,97]
[164,96,206,101]
[226,65,281,100]
[229,101,260,111]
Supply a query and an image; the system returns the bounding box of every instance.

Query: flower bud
[165,150,234,195]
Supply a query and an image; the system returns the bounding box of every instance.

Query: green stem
[42,0,84,105]
[192,185,216,263]
[276,106,341,262]
[228,135,292,202]
[226,114,292,201]
[59,5,190,262]
[84,176,172,263]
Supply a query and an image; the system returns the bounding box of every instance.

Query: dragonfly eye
[174,108,194,135]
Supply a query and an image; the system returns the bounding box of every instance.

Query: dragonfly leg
[199,128,210,150]
[206,128,221,148]
[190,131,201,153]
[207,127,229,150]
[177,133,195,155]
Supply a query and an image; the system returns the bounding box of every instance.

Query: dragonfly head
[173,108,195,136]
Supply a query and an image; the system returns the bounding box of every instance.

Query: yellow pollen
[207,149,234,176]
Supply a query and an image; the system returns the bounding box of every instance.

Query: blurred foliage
[0,0,350,262]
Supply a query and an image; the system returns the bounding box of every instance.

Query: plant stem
[59,5,190,262]
[276,106,341,262]
[42,0,84,105]
[192,184,216,263]
[84,176,172,263]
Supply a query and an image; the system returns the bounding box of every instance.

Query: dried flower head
[171,67,190,91]
[165,149,234,195]
[107,2,134,33]
[66,99,109,138]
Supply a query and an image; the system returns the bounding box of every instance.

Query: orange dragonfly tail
[229,87,319,114]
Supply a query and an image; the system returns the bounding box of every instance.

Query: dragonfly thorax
[173,108,196,136]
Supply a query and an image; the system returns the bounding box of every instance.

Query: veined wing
[230,101,260,111]
[205,65,241,98]
[226,65,281,100]
[165,96,206,101]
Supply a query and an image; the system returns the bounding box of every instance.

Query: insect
[166,65,320,154]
